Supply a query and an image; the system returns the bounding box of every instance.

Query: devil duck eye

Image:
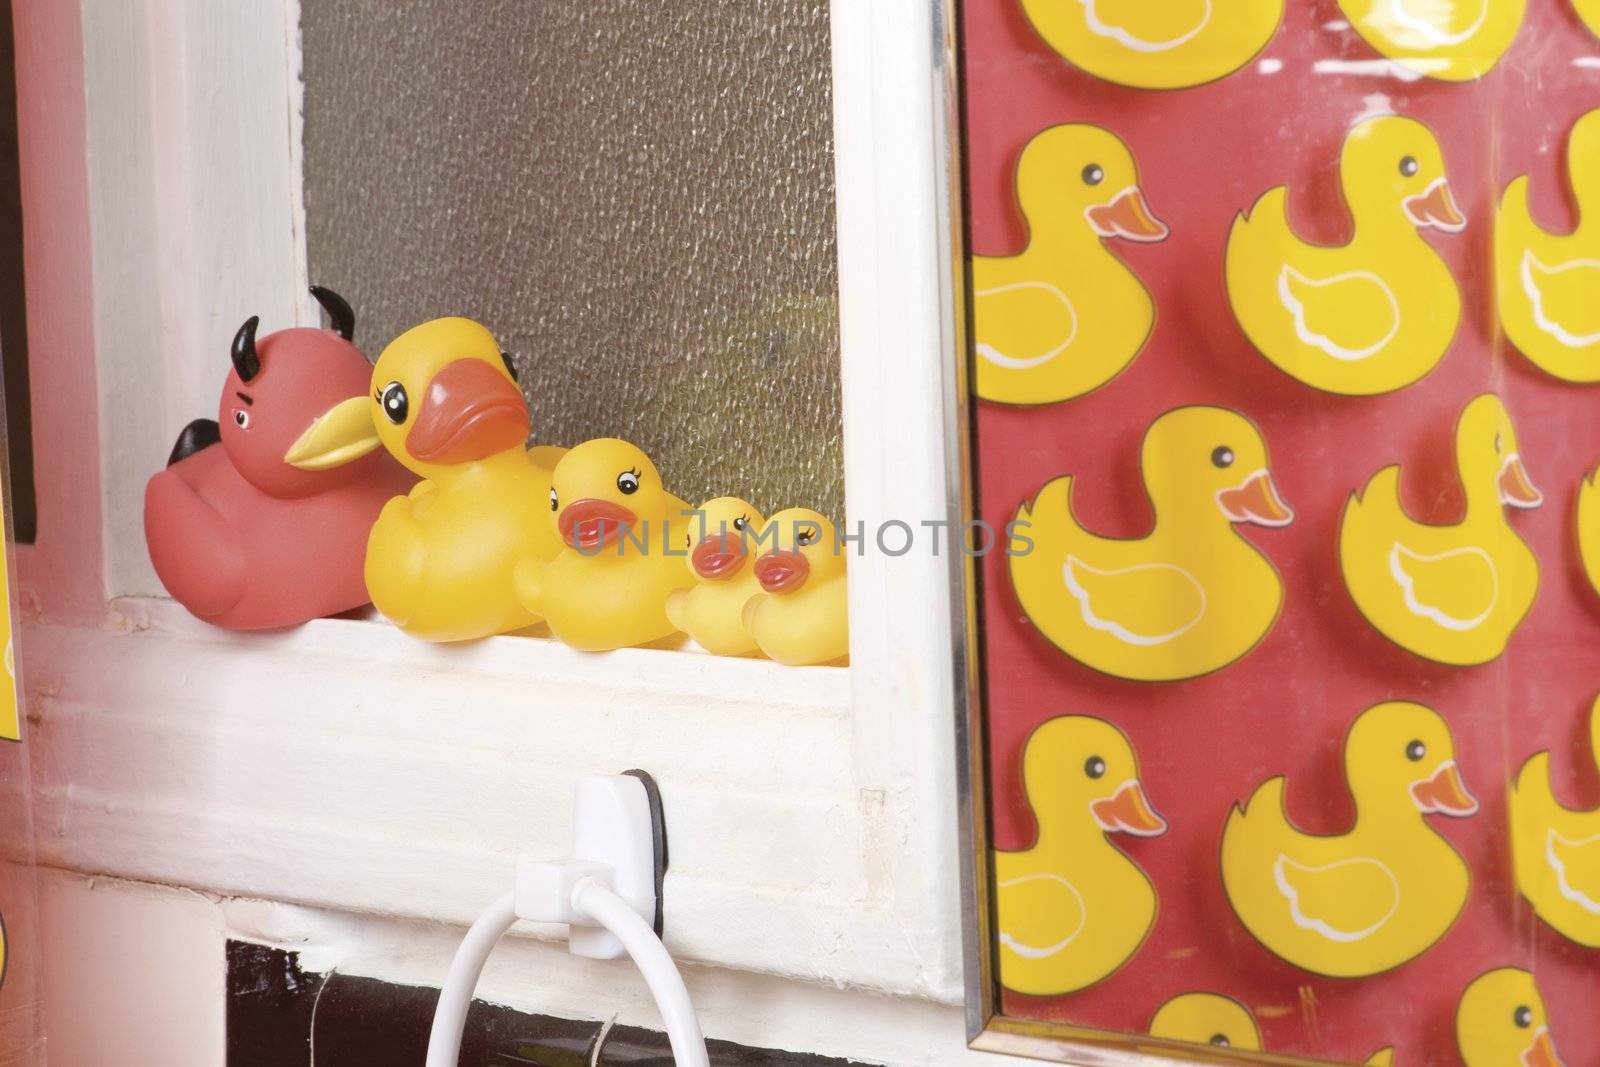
[379,382,409,425]
[232,409,250,429]
[617,470,641,495]
[1400,155,1419,178]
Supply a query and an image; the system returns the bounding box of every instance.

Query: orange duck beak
[1090,781,1167,837]
[1411,761,1479,817]
[1403,179,1467,233]
[1498,454,1544,509]
[692,534,747,581]
[754,550,810,594]
[405,359,529,465]
[1216,470,1294,528]
[1086,187,1169,243]
[560,499,638,554]
[1524,1027,1564,1067]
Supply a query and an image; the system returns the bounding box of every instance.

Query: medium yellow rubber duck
[1510,694,1600,947]
[1340,394,1542,667]
[1495,109,1600,382]
[664,497,766,657]
[972,124,1168,407]
[1148,993,1261,1052]
[1020,0,1283,89]
[1009,405,1292,682]
[1226,115,1465,395]
[349,317,564,642]
[1457,968,1566,1067]
[514,438,694,652]
[741,508,849,666]
[995,715,1165,996]
[1222,701,1478,978]
[1339,0,1525,81]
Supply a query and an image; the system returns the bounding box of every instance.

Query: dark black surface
[227,941,865,1067]
[0,0,36,543]
[622,768,669,939]
[168,418,221,467]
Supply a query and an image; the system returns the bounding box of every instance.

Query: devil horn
[309,285,355,341]
[231,316,261,382]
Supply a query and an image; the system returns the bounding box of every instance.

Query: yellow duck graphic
[741,508,849,666]
[1510,694,1600,947]
[1578,462,1600,598]
[352,317,564,642]
[1008,405,1292,682]
[1456,968,1565,1067]
[1226,115,1465,396]
[1221,701,1478,978]
[514,438,694,652]
[995,715,1166,996]
[664,497,766,657]
[1496,109,1600,382]
[1339,0,1525,81]
[972,124,1168,407]
[1340,394,1542,667]
[1019,0,1283,89]
[1148,993,1262,1052]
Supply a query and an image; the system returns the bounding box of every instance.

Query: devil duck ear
[309,285,355,341]
[231,316,261,381]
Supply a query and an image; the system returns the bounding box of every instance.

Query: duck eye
[616,470,641,495]
[1514,1006,1533,1029]
[733,516,748,531]
[1406,739,1426,762]
[1400,155,1419,178]
[1494,432,1504,452]
[1084,756,1106,779]
[380,381,409,425]
[1209,1035,1230,1048]
[549,488,558,512]
[233,409,250,430]
[1081,163,1105,186]
[797,527,818,546]
[1211,446,1235,469]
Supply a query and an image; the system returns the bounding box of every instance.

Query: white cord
[572,877,710,1067]
[424,891,518,1067]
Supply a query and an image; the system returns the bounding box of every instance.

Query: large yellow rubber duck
[1222,701,1478,978]
[514,438,693,652]
[1511,694,1600,947]
[1148,993,1261,1052]
[1226,115,1465,395]
[1340,394,1541,667]
[345,318,563,642]
[972,124,1168,407]
[1009,405,1291,682]
[1020,0,1283,89]
[664,497,766,657]
[1457,968,1565,1067]
[1339,0,1525,81]
[1495,109,1600,382]
[742,508,849,666]
[995,715,1165,995]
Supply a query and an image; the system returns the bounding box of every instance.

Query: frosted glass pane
[301,2,842,520]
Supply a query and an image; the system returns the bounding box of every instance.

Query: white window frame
[14,0,976,1027]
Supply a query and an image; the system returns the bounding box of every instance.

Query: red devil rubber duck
[143,287,414,629]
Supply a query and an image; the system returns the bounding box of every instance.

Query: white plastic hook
[424,773,708,1067]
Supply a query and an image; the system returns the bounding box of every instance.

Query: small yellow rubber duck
[664,497,766,657]
[972,124,1168,407]
[1226,115,1465,395]
[741,508,848,666]
[352,317,564,642]
[1340,394,1542,667]
[1148,993,1261,1052]
[1009,405,1291,682]
[1339,0,1525,81]
[1510,694,1600,947]
[1019,0,1283,89]
[1495,109,1600,382]
[1457,968,1566,1067]
[995,715,1165,996]
[1221,701,1478,978]
[515,438,694,652]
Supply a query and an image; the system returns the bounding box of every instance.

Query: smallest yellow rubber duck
[514,438,694,652]
[742,508,849,666]
[665,497,767,657]
[1148,993,1261,1052]
[1457,968,1565,1067]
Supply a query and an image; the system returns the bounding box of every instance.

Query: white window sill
[21,596,955,1000]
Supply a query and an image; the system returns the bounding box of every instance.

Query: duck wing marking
[1063,554,1207,647]
[1274,854,1400,943]
[1278,265,1401,361]
[1547,827,1600,915]
[1388,541,1498,631]
[975,281,1079,370]
[1376,0,1490,46]
[1522,250,1600,349]
[1076,0,1212,52]
[997,873,1087,959]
